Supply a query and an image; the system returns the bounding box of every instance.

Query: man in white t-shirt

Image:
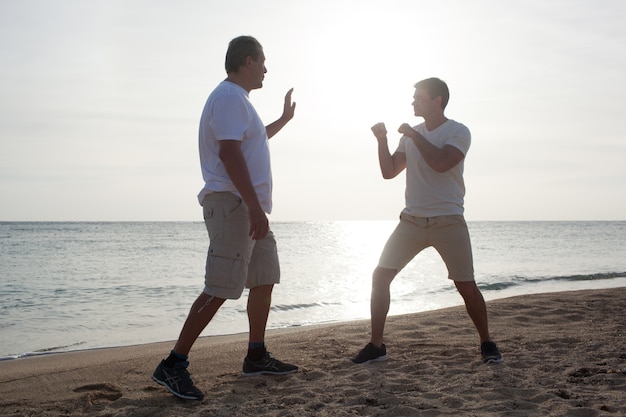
[152,36,298,401]
[351,78,503,366]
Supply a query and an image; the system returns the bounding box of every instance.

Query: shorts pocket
[206,246,245,290]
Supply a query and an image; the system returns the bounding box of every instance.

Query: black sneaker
[242,351,298,376]
[152,360,204,400]
[481,341,503,364]
[351,343,388,364]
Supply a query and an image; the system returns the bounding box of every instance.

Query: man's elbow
[431,157,462,173]
[432,163,450,173]
[381,168,400,179]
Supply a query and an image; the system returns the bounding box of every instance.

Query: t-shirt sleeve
[446,123,471,156]
[209,93,249,141]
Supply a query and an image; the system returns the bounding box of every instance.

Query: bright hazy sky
[1,0,625,221]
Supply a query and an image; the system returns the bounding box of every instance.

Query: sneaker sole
[483,357,503,365]
[350,354,389,365]
[242,368,298,377]
[152,375,204,400]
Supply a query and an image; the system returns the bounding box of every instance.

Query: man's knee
[372,267,396,288]
[455,281,483,301]
[249,284,274,296]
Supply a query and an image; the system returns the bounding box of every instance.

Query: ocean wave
[479,271,626,291]
[0,341,87,361]
[233,302,342,315]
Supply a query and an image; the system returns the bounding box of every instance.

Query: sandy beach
[1,287,625,416]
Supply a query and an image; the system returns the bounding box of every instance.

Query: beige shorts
[202,192,280,299]
[378,213,474,281]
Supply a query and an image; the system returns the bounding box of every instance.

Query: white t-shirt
[396,119,471,217]
[197,80,273,213]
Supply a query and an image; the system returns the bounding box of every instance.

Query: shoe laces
[172,363,195,388]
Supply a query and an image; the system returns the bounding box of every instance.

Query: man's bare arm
[398,123,464,172]
[266,88,296,139]
[218,140,268,240]
[372,122,406,179]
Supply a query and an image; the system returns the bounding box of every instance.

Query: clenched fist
[371,122,387,140]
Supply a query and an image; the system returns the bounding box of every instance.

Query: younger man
[352,78,502,366]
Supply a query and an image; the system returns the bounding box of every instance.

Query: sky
[1,0,625,221]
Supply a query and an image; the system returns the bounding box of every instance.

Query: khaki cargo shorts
[378,213,474,281]
[202,192,280,299]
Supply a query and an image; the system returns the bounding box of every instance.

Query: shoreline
[2,287,625,416]
[3,278,626,361]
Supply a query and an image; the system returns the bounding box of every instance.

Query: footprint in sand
[73,383,123,405]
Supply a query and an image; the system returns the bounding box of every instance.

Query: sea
[1,221,625,360]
